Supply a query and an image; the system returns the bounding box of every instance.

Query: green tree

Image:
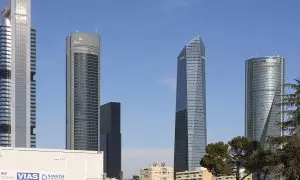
[201,136,263,180]
[246,146,280,180]
[200,142,232,176]
[281,78,300,134]
[268,78,300,179]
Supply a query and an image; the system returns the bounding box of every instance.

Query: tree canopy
[200,136,270,180]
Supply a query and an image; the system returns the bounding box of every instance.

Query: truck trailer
[0,147,104,180]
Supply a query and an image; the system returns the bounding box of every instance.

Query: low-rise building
[139,162,173,180]
[176,168,252,180]
[176,167,213,180]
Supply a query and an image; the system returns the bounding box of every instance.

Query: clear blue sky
[31,0,300,149]
[3,0,300,176]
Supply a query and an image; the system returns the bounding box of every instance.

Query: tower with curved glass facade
[0,0,36,147]
[174,36,207,174]
[245,56,284,144]
[66,32,100,151]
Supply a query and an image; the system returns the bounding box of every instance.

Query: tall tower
[174,36,207,174]
[66,32,100,151]
[245,56,284,144]
[100,102,122,179]
[0,0,36,147]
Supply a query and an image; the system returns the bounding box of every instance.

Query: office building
[0,0,36,147]
[100,102,122,179]
[66,32,100,151]
[174,36,207,173]
[245,56,284,144]
[139,162,173,180]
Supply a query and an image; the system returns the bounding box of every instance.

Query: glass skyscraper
[0,0,36,147]
[66,32,100,151]
[174,36,207,174]
[245,56,284,144]
[100,102,122,179]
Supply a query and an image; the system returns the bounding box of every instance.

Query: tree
[201,136,264,180]
[246,146,280,180]
[268,78,300,179]
[200,142,232,176]
[281,78,300,135]
[279,132,300,179]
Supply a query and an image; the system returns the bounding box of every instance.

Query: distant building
[139,162,173,180]
[66,32,100,151]
[245,56,284,144]
[176,168,252,180]
[174,36,207,173]
[100,102,122,179]
[176,167,212,180]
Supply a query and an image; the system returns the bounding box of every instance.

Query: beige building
[176,167,213,180]
[139,162,173,180]
[176,168,252,180]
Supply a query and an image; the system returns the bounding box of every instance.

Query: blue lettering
[17,173,25,179]
[17,172,39,180]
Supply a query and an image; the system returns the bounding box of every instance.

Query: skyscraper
[0,0,36,147]
[100,102,122,179]
[174,36,207,174]
[66,32,100,151]
[245,56,284,144]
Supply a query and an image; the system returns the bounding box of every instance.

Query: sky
[1,0,300,177]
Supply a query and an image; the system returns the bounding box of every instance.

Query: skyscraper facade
[66,32,100,151]
[174,36,207,174]
[0,0,36,147]
[245,56,284,144]
[100,102,122,179]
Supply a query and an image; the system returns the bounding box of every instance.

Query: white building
[0,147,104,180]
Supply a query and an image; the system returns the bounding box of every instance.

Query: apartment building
[139,162,173,180]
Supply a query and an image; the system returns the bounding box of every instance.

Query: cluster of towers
[0,0,285,178]
[173,36,284,173]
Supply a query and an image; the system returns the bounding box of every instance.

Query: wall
[0,147,104,180]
